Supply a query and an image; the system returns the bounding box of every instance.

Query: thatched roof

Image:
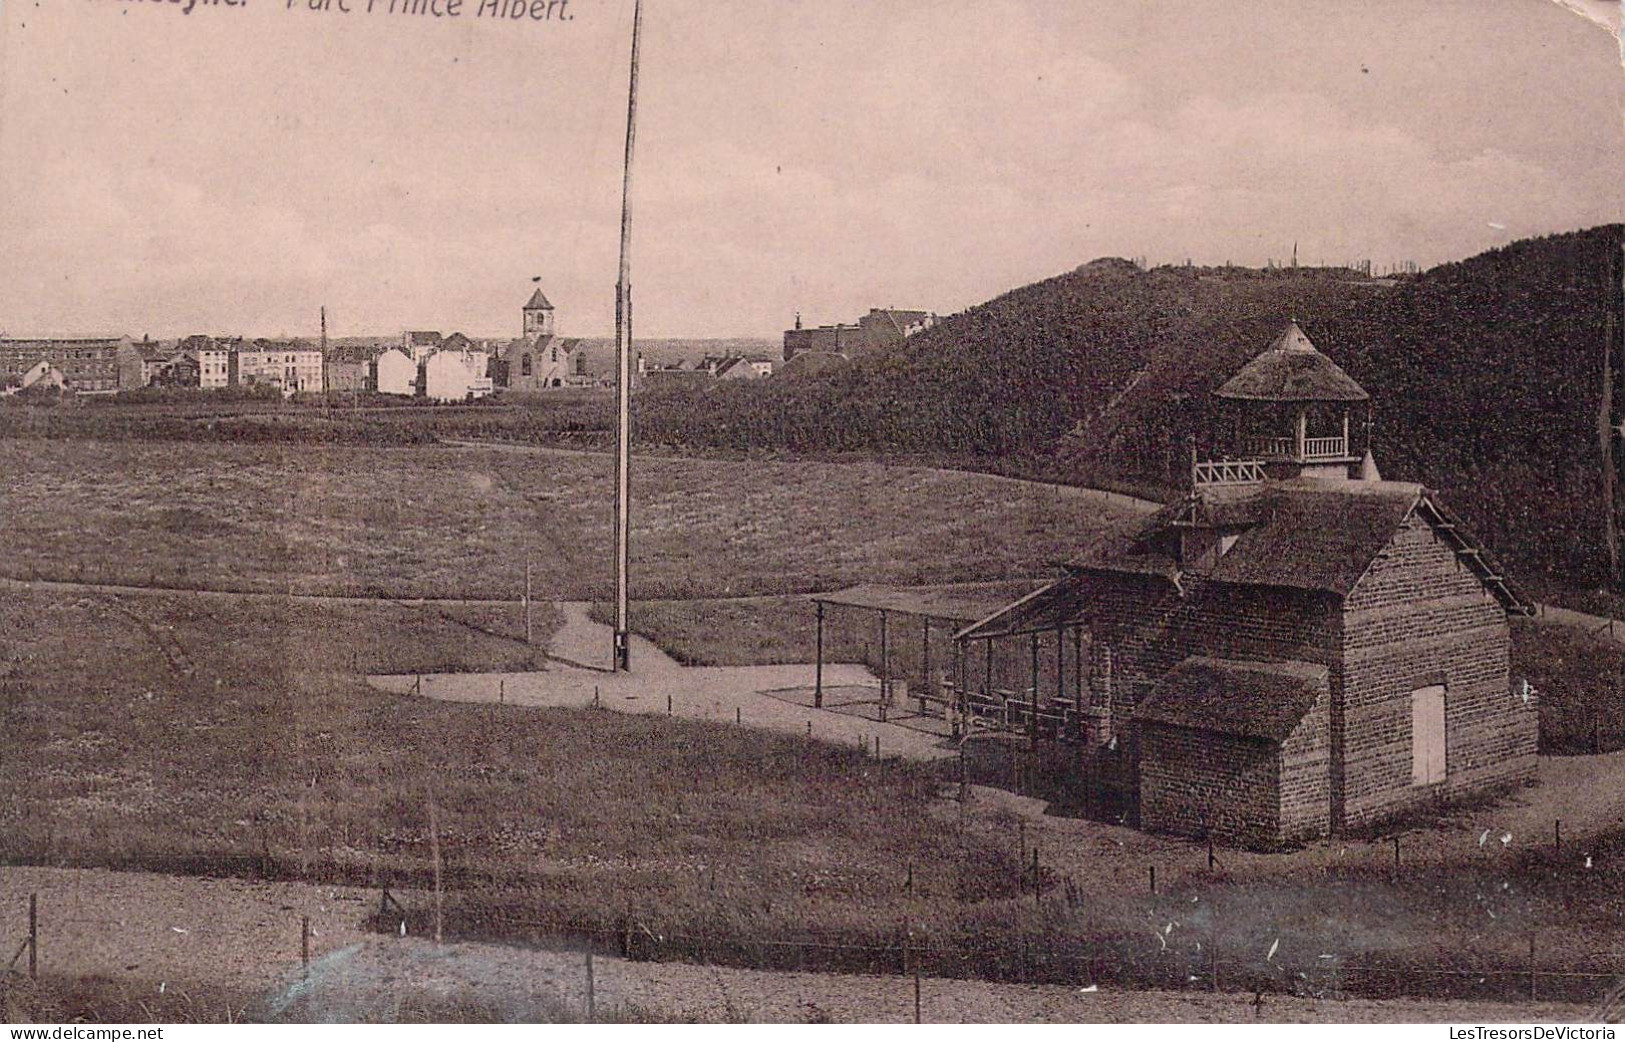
[1203,483,1420,596]
[1041,479,1530,612]
[1214,322,1369,403]
[1135,657,1327,741]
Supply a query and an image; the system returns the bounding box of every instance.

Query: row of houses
[635,351,776,391]
[0,288,596,401]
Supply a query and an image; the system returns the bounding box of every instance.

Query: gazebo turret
[1194,321,1372,487]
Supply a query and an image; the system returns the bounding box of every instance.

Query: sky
[0,0,1620,339]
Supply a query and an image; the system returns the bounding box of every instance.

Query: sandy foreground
[0,865,1600,1023]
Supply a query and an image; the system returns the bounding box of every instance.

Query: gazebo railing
[1237,434,1349,461]
[1303,435,1349,460]
[1192,458,1266,486]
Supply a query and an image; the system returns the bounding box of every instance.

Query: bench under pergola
[807,582,1052,723]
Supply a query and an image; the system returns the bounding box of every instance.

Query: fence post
[28,893,37,979]
[429,798,444,946]
[1529,933,1537,1001]
[1393,836,1401,873]
[302,915,310,972]
[1555,819,1561,853]
[585,951,596,1022]
[1149,865,1157,895]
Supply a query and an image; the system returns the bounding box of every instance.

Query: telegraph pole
[612,0,643,672]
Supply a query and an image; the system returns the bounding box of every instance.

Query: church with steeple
[493,285,585,391]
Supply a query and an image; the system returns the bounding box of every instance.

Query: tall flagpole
[613,0,643,672]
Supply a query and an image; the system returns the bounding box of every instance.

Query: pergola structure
[948,578,1107,744]
[808,583,1044,725]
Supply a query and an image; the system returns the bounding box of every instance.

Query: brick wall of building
[1140,727,1280,846]
[1338,514,1536,829]
[1278,685,1333,842]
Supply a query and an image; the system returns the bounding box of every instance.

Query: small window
[521,353,533,377]
[1411,685,1446,786]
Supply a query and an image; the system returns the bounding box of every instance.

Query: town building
[813,322,1536,850]
[149,352,202,388]
[782,308,938,362]
[178,336,240,389]
[236,339,324,394]
[0,336,141,393]
[711,355,775,380]
[493,286,585,390]
[375,348,417,397]
[424,347,495,402]
[402,330,443,363]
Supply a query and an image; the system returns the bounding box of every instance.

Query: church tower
[523,287,556,339]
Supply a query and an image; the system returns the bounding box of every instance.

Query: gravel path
[370,601,960,761]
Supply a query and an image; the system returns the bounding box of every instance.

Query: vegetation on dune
[632,227,1625,600]
[1512,619,1625,755]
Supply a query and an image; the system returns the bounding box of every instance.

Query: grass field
[7,433,1625,1012]
[0,439,1139,601]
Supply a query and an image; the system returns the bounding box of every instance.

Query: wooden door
[1411,685,1447,786]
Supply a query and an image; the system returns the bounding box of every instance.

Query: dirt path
[1531,604,1625,649]
[2,866,1594,1024]
[372,603,958,761]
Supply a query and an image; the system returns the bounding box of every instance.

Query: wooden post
[524,558,533,645]
[736,706,741,725]
[586,951,596,1022]
[1031,847,1040,903]
[956,642,968,739]
[1055,626,1065,712]
[1555,819,1562,853]
[499,678,505,704]
[922,617,932,707]
[1073,626,1084,708]
[429,799,443,946]
[1208,837,1216,871]
[814,601,825,709]
[1393,835,1401,872]
[1029,633,1040,733]
[1149,865,1157,894]
[667,693,672,716]
[28,893,37,979]
[879,609,889,723]
[302,915,310,971]
[914,970,922,1024]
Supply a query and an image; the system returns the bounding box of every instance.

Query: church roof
[1214,322,1369,403]
[524,288,554,311]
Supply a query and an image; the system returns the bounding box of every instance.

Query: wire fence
[369,888,1625,1012]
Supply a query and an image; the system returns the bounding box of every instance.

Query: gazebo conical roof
[1214,322,1369,403]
